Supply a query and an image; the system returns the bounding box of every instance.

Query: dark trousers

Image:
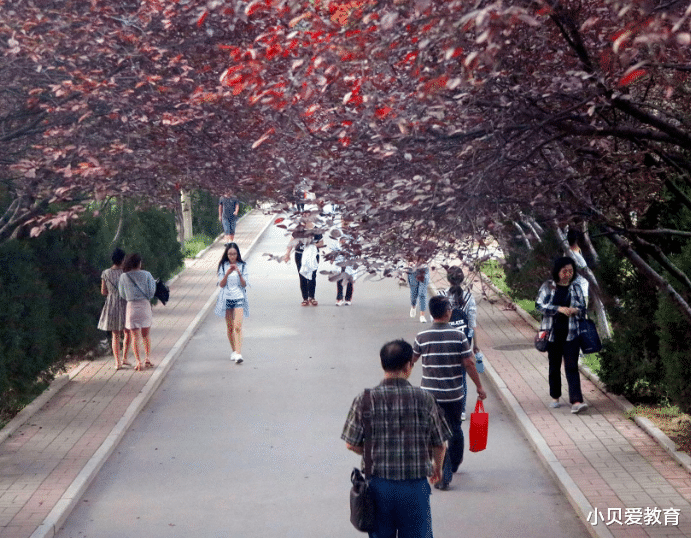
[294,252,318,300]
[437,400,464,485]
[548,337,583,404]
[336,278,353,301]
[368,477,432,538]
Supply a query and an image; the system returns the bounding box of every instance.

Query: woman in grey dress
[97,248,129,369]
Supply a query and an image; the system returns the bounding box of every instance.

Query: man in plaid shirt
[342,339,451,537]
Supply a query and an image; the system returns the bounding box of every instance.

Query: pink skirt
[125,299,152,330]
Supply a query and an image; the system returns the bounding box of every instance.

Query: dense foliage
[0,202,182,413]
[2,0,691,405]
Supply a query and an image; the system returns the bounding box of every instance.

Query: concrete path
[0,209,689,538]
[51,220,588,538]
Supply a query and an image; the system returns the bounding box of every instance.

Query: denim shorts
[222,217,236,235]
[226,298,244,310]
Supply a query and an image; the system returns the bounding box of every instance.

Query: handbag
[578,318,602,354]
[469,400,488,452]
[154,279,170,305]
[350,389,376,532]
[534,329,550,352]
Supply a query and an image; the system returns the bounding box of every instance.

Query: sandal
[134,363,144,371]
[309,299,318,306]
[144,360,153,368]
[122,360,131,367]
[301,300,309,306]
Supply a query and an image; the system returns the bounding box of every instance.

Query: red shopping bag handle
[474,400,485,414]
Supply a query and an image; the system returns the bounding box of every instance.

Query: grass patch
[480,259,540,320]
[183,234,215,259]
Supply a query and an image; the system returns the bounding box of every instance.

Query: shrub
[0,241,58,401]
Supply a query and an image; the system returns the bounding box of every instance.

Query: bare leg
[141,327,152,367]
[130,329,143,370]
[121,331,132,366]
[230,308,244,355]
[111,331,122,368]
[225,310,235,352]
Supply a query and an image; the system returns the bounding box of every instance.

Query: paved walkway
[0,210,689,538]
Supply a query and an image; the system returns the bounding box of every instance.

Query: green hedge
[0,199,184,419]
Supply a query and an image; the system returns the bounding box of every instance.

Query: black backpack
[448,291,471,340]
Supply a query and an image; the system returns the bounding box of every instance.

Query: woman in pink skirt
[118,253,156,371]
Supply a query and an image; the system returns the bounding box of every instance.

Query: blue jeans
[437,400,464,485]
[408,270,429,311]
[368,477,433,538]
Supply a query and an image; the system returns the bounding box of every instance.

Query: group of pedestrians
[342,243,593,537]
[97,249,156,371]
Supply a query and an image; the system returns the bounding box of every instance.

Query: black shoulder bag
[349,389,376,532]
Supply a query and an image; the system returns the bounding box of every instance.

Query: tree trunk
[110,197,124,246]
[180,189,193,242]
[605,228,691,325]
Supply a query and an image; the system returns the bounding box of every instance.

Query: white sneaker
[230,351,238,362]
[571,402,588,414]
[420,314,427,323]
[344,301,352,305]
[410,307,416,318]
[235,354,243,364]
[336,300,344,306]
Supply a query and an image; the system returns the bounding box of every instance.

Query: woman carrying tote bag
[535,257,588,414]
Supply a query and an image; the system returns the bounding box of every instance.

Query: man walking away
[413,295,487,490]
[342,339,451,538]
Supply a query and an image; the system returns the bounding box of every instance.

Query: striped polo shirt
[413,323,473,402]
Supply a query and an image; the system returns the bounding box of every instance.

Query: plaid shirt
[535,280,586,342]
[341,378,452,480]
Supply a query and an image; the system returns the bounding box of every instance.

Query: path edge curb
[29,210,274,538]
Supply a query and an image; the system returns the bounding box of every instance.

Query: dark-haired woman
[441,265,481,420]
[215,242,249,364]
[536,257,588,414]
[283,214,324,306]
[118,253,156,371]
[98,248,129,369]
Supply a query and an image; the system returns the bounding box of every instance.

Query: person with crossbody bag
[118,253,156,371]
[342,339,450,536]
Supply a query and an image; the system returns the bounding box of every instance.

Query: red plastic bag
[469,400,488,452]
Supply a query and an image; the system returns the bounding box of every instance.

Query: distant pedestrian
[413,295,487,490]
[333,234,356,306]
[214,242,249,364]
[536,257,588,414]
[118,253,156,371]
[283,212,325,306]
[342,339,451,537]
[97,248,129,369]
[219,191,240,244]
[407,262,430,323]
[439,265,483,420]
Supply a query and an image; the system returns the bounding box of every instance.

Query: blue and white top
[214,261,249,317]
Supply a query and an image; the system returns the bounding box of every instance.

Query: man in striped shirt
[413,295,487,490]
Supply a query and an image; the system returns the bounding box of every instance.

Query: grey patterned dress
[97,268,127,331]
